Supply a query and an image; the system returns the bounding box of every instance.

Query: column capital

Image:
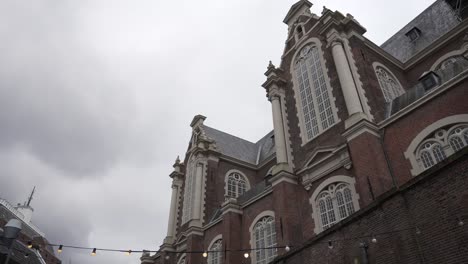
[267,85,284,102]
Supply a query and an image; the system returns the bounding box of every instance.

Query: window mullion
[308,64,323,134]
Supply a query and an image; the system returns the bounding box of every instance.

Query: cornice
[379,69,468,128]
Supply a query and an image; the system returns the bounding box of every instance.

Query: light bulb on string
[126,250,132,256]
[244,252,249,258]
[371,236,377,243]
[91,248,97,256]
[165,255,170,260]
[58,245,63,253]
[27,241,33,249]
[458,217,464,226]
[285,245,290,252]
[328,241,333,249]
[202,252,208,258]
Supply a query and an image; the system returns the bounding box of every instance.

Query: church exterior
[141,0,468,263]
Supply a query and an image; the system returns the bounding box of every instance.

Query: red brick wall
[272,151,468,264]
[383,82,468,186]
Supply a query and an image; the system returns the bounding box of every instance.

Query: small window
[225,171,249,199]
[406,27,421,41]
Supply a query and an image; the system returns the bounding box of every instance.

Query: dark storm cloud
[0,1,145,176]
[0,1,435,264]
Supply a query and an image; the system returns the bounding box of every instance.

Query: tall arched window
[374,65,405,102]
[182,158,197,224]
[208,239,222,264]
[225,170,249,199]
[252,216,277,264]
[294,43,337,141]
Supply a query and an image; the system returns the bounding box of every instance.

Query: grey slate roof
[381,0,460,63]
[202,125,275,165]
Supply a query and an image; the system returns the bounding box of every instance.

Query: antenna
[26,186,36,206]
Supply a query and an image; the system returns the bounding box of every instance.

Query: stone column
[166,182,179,238]
[270,92,288,164]
[331,40,363,116]
[192,163,204,221]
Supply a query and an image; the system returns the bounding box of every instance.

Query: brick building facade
[141,1,468,263]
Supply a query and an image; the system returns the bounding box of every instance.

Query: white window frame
[177,254,186,264]
[405,115,468,176]
[290,38,340,145]
[224,169,250,199]
[372,62,405,103]
[309,176,360,234]
[207,235,223,264]
[249,211,277,264]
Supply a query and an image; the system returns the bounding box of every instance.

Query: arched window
[225,170,249,199]
[310,176,360,233]
[316,182,356,230]
[177,256,186,264]
[252,216,277,264]
[182,159,197,224]
[405,115,468,176]
[434,55,468,82]
[374,65,405,102]
[208,239,222,264]
[294,43,337,141]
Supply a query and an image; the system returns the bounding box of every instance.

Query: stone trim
[343,37,374,121]
[221,198,243,215]
[299,144,352,189]
[280,92,295,169]
[404,114,468,176]
[342,118,380,142]
[429,44,468,72]
[270,170,298,187]
[309,175,360,234]
[372,61,405,100]
[177,253,186,264]
[207,234,223,251]
[380,69,468,127]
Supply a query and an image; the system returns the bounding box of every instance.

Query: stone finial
[268,60,275,70]
[173,156,181,172]
[322,6,330,15]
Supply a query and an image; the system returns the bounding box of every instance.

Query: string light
[91,248,97,256]
[27,241,33,249]
[243,252,249,258]
[285,245,290,252]
[58,245,63,253]
[126,250,132,256]
[458,217,464,226]
[202,252,208,258]
[371,236,377,243]
[165,255,170,260]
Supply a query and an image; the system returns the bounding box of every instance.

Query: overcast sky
[0,0,434,263]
